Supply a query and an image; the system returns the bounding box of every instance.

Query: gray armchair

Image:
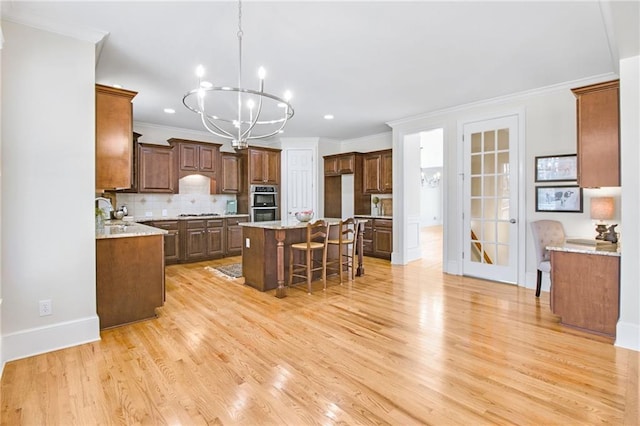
[530,220,566,297]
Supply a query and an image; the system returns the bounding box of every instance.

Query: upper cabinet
[168,138,222,180]
[95,84,137,191]
[571,80,620,188]
[363,149,392,194]
[324,153,356,176]
[138,143,178,193]
[220,152,242,194]
[249,147,281,185]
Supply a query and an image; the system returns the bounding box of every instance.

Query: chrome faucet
[95,197,113,218]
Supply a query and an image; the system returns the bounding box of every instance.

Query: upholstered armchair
[530,220,566,297]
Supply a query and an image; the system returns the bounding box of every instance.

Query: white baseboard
[2,316,100,363]
[615,321,640,351]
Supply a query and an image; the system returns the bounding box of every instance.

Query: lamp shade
[590,197,614,220]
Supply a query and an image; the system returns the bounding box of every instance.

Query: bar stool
[288,220,329,294]
[326,218,357,285]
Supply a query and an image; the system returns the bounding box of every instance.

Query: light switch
[245,238,250,248]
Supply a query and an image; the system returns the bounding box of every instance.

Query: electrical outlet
[39,299,52,316]
[245,238,250,248]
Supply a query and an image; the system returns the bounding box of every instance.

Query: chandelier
[182,0,294,150]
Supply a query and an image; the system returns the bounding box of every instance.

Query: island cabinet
[149,220,180,264]
[220,152,242,194]
[571,80,620,188]
[549,249,620,338]
[138,143,178,193]
[363,149,392,194]
[249,147,280,185]
[95,84,137,191]
[96,233,165,329]
[358,217,392,260]
[183,219,224,262]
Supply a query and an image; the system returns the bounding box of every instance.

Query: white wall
[618,55,640,350]
[1,21,100,363]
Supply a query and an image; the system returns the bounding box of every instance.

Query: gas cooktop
[178,213,220,217]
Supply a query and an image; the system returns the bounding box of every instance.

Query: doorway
[419,128,444,265]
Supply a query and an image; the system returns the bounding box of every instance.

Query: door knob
[510,218,517,224]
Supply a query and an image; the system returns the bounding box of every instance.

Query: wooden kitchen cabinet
[206,219,225,259]
[149,220,180,264]
[363,150,392,194]
[95,84,137,191]
[324,153,356,176]
[168,138,222,180]
[221,152,242,194]
[249,147,280,184]
[550,250,620,337]
[358,217,392,260]
[225,217,248,256]
[138,144,178,193]
[571,80,620,187]
[96,234,164,329]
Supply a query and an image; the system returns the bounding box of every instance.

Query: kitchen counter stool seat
[288,220,329,294]
[326,218,357,284]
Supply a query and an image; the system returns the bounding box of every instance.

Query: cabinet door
[185,221,207,260]
[95,85,137,190]
[363,154,382,193]
[324,156,339,176]
[361,220,374,256]
[199,145,216,174]
[221,154,241,193]
[206,222,224,259]
[573,80,620,187]
[225,218,247,256]
[339,154,355,174]
[150,221,180,264]
[381,151,393,192]
[179,143,199,172]
[249,149,266,184]
[138,145,177,193]
[264,150,280,184]
[373,220,393,260]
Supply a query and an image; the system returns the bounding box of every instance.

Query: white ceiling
[3,1,639,141]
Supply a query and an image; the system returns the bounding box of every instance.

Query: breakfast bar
[240,219,366,298]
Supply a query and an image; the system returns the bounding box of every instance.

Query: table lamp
[590,197,614,240]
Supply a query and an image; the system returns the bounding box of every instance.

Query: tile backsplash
[116,175,237,218]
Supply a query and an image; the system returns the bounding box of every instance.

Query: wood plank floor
[1,226,638,425]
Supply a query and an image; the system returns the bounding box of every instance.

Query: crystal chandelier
[182,0,294,150]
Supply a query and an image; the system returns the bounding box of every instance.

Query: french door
[462,115,519,283]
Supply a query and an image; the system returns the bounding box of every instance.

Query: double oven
[250,185,278,222]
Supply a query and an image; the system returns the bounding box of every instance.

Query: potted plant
[372,196,380,216]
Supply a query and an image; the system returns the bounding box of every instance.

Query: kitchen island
[96,221,167,329]
[240,219,366,298]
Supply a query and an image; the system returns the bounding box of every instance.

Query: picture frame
[535,154,577,182]
[535,185,583,213]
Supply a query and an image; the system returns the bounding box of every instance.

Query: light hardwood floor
[1,226,638,425]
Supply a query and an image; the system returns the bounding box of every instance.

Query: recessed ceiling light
[200,81,213,89]
[324,114,334,120]
[112,84,122,89]
[164,108,176,114]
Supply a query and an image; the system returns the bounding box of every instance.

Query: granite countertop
[96,221,168,240]
[133,214,250,223]
[546,239,621,257]
[354,215,392,220]
[240,218,368,230]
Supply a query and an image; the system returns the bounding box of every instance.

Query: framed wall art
[535,154,577,182]
[535,185,583,213]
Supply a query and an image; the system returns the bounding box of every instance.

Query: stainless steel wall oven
[250,185,278,222]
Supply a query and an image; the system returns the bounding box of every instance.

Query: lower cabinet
[149,220,180,264]
[358,217,392,260]
[226,217,248,256]
[149,215,248,264]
